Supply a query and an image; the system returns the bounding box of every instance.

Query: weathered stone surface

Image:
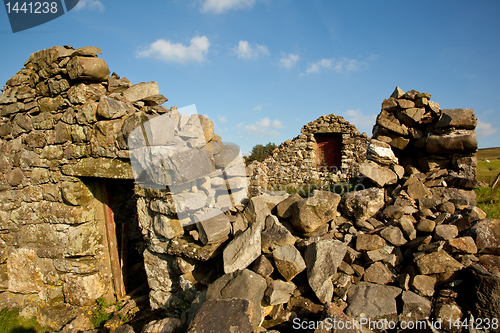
[364,262,395,285]
[276,193,302,219]
[7,248,44,294]
[470,219,500,254]
[366,139,398,165]
[436,108,477,130]
[223,223,261,273]
[196,212,231,245]
[66,222,101,257]
[434,298,463,332]
[415,250,463,275]
[305,239,347,303]
[355,234,386,252]
[411,274,435,297]
[141,318,182,333]
[359,160,398,187]
[63,273,107,307]
[265,280,295,306]
[460,264,500,321]
[291,190,340,233]
[97,95,130,119]
[346,283,402,323]
[187,298,254,333]
[67,56,110,81]
[273,244,306,281]
[261,215,296,253]
[141,94,168,106]
[399,290,432,324]
[206,269,267,329]
[426,130,478,154]
[62,157,134,179]
[154,215,184,240]
[251,255,274,277]
[380,226,407,246]
[434,224,458,241]
[342,187,385,220]
[445,236,477,254]
[376,110,409,136]
[406,176,432,199]
[122,82,160,102]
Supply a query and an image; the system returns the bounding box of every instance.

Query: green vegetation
[476,147,500,185]
[475,186,500,219]
[0,308,50,333]
[245,142,277,165]
[91,297,114,328]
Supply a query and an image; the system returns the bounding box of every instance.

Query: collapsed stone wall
[137,88,500,333]
[249,114,369,194]
[0,45,176,328]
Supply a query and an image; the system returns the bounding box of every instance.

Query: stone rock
[63,273,107,306]
[291,190,340,233]
[415,250,463,275]
[196,211,231,245]
[397,107,426,125]
[390,86,405,99]
[67,56,110,81]
[213,144,240,168]
[376,110,409,136]
[406,176,432,199]
[250,255,274,277]
[122,82,160,102]
[426,130,478,154]
[342,187,385,220]
[433,224,458,241]
[355,234,386,252]
[434,298,463,332]
[436,108,477,130]
[416,218,436,233]
[243,193,289,227]
[470,219,500,254]
[187,298,254,333]
[305,239,347,303]
[276,193,302,219]
[6,168,24,186]
[359,160,398,187]
[62,157,134,179]
[272,244,306,281]
[261,215,296,253]
[397,99,415,109]
[366,139,398,165]
[345,283,402,323]
[223,222,261,274]
[154,215,184,240]
[206,269,267,329]
[66,222,101,257]
[97,95,130,119]
[460,264,500,321]
[445,236,477,254]
[141,318,182,333]
[53,258,98,274]
[264,280,295,306]
[363,262,395,285]
[32,112,54,130]
[411,274,435,297]
[141,94,168,106]
[315,302,360,333]
[398,215,417,240]
[380,226,407,246]
[399,290,432,324]
[7,248,44,294]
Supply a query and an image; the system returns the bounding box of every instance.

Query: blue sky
[1,0,499,153]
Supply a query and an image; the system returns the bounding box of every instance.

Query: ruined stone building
[0,46,499,333]
[249,114,370,194]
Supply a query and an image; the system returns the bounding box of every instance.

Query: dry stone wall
[0,45,176,329]
[249,114,369,195]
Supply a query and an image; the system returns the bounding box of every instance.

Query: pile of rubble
[135,89,500,333]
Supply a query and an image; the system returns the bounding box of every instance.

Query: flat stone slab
[61,157,134,179]
[149,236,227,261]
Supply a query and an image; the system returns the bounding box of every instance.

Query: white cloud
[344,109,377,134]
[218,115,228,124]
[201,0,256,14]
[74,0,104,12]
[232,40,269,60]
[305,57,366,74]
[476,119,498,137]
[244,117,284,137]
[137,36,210,63]
[253,105,263,111]
[280,53,299,68]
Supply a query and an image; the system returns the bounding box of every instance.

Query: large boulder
[435,108,477,130]
[67,56,110,81]
[342,187,385,220]
[426,130,478,154]
[359,161,398,187]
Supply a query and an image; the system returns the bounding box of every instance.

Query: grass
[477,147,500,186]
[475,186,500,219]
[0,308,50,333]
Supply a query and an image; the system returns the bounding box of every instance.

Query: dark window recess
[315,133,343,170]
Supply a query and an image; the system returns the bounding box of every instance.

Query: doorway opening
[315,133,343,171]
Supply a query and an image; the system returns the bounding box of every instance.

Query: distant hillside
[477,147,500,160]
